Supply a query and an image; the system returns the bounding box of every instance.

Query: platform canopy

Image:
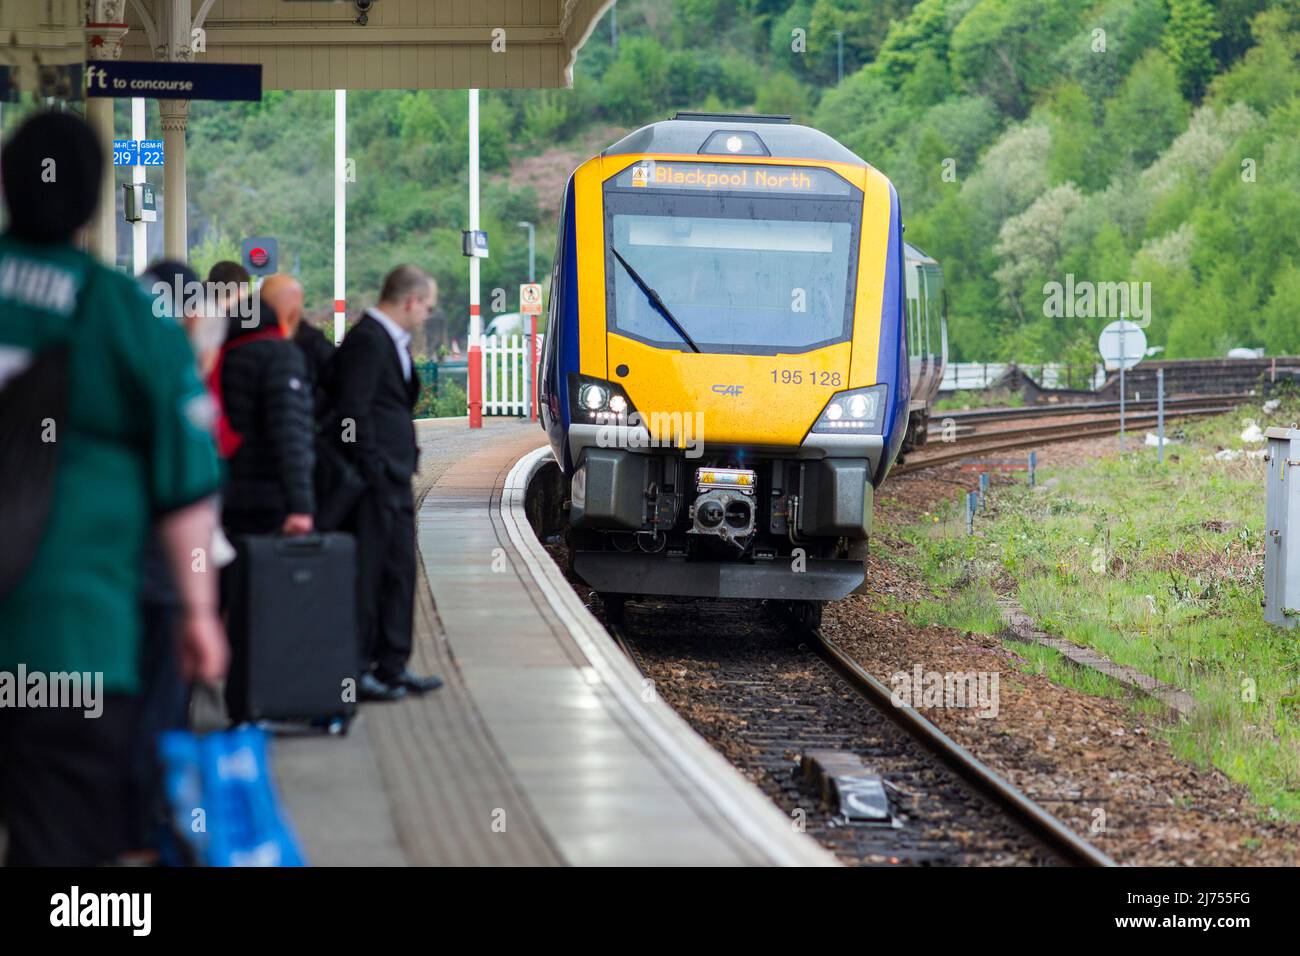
[1,1,611,265]
[0,0,612,96]
[126,0,610,90]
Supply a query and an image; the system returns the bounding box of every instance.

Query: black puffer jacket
[294,320,336,418]
[219,305,315,521]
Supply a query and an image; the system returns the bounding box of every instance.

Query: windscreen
[603,162,862,355]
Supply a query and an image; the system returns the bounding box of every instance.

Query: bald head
[260,274,305,336]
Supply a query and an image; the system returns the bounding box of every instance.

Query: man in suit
[332,265,442,701]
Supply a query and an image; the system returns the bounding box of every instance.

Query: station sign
[113,139,165,167]
[84,61,262,101]
[113,140,138,167]
[462,230,490,258]
[520,283,543,315]
[613,161,853,197]
[241,236,279,276]
[139,140,164,165]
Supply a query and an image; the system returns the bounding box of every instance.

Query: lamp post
[467,88,482,429]
[517,221,535,283]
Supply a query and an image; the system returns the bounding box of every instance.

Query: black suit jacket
[331,313,420,494]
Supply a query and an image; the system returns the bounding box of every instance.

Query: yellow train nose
[607,335,853,447]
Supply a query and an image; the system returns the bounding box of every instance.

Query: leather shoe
[358,672,407,702]
[388,669,444,694]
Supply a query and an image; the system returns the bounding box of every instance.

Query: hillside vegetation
[175,0,1299,362]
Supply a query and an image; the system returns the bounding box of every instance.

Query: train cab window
[602,171,862,355]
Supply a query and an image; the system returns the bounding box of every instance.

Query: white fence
[478,334,531,416]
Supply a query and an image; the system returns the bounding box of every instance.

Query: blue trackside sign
[84,61,262,101]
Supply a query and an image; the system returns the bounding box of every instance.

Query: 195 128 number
[771,369,841,387]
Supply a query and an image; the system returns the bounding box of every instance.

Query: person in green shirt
[0,110,228,866]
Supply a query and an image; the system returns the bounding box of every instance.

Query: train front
[540,114,909,604]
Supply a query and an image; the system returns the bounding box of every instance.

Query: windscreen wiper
[610,246,701,353]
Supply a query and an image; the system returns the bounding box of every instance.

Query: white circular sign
[1098,320,1147,371]
[519,282,543,315]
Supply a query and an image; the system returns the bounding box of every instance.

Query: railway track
[936,393,1244,425]
[602,597,1114,867]
[897,404,1233,475]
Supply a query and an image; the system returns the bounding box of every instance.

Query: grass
[880,397,1300,817]
[933,389,1025,412]
[906,582,1004,634]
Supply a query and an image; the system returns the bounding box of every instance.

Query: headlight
[579,383,609,411]
[811,384,887,434]
[568,373,637,424]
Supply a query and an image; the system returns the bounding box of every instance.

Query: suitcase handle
[274,533,331,554]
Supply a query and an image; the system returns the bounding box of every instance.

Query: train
[538,112,946,618]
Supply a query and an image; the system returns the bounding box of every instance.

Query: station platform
[273,417,834,866]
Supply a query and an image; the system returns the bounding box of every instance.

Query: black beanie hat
[1,110,104,244]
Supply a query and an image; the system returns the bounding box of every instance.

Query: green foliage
[188,229,241,284]
[1163,0,1221,100]
[949,0,1081,116]
[1208,7,1300,114]
[832,0,1300,362]
[1100,51,1188,172]
[434,380,468,419]
[166,0,1300,367]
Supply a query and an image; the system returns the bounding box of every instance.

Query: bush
[434,380,468,419]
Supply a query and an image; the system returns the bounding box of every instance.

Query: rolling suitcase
[225,533,358,730]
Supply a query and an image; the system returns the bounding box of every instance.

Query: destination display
[611,160,852,196]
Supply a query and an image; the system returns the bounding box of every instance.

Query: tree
[1102,51,1188,172]
[188,229,241,283]
[993,182,1085,326]
[949,0,1081,117]
[874,0,957,90]
[1163,0,1220,101]
[1208,7,1300,114]
[1260,264,1300,355]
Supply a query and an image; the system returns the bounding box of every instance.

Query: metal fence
[941,362,1106,392]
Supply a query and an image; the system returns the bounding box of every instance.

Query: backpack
[205,326,283,458]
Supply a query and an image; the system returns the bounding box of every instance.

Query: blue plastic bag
[158,726,306,867]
